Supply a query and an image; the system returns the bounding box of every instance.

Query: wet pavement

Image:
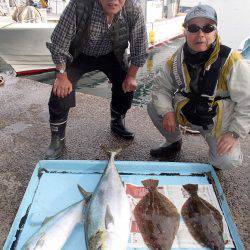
[0,74,249,248]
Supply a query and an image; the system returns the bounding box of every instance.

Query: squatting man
[148,4,250,170]
[45,0,148,159]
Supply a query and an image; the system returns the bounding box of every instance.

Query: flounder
[181,184,225,250]
[134,179,180,250]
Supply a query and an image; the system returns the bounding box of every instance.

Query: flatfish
[181,184,225,250]
[134,179,180,250]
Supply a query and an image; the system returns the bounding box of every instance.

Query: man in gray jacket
[148,4,250,170]
[46,0,147,159]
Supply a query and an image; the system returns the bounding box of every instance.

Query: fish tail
[100,144,122,157]
[142,179,159,189]
[183,184,198,196]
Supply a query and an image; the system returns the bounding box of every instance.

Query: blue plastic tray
[4,160,244,250]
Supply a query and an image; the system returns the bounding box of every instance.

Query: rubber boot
[110,110,134,140]
[150,140,182,161]
[45,120,67,159]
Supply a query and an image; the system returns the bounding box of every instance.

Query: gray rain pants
[147,102,243,170]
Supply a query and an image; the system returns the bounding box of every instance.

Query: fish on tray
[181,184,225,250]
[79,145,131,250]
[21,199,86,250]
[134,179,180,250]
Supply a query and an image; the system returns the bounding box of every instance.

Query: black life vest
[180,45,231,128]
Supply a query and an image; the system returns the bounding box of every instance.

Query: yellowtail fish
[21,199,86,250]
[80,146,131,250]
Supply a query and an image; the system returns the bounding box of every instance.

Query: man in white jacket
[148,4,250,170]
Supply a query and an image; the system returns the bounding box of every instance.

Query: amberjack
[79,146,131,250]
[21,199,86,250]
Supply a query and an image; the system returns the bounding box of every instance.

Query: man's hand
[163,112,177,133]
[53,73,73,98]
[217,132,238,156]
[122,64,139,93]
[122,75,137,93]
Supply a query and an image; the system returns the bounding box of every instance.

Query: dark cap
[183,4,217,26]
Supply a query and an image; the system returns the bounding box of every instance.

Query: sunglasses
[186,24,216,33]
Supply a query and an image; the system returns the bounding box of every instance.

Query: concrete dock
[0,74,249,248]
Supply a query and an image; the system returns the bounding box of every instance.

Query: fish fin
[183,184,198,196]
[40,199,85,227]
[77,185,92,202]
[100,144,122,157]
[105,205,114,230]
[41,215,55,226]
[141,179,159,189]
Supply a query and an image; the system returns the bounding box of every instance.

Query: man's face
[184,17,217,52]
[99,0,126,16]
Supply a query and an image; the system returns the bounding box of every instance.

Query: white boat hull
[0,21,55,74]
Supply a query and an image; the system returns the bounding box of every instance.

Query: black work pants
[48,52,134,122]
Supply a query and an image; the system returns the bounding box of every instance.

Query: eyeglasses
[186,24,216,33]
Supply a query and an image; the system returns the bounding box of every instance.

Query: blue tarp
[4,160,244,250]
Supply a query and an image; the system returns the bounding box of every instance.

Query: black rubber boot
[150,140,182,161]
[110,110,134,140]
[45,121,67,159]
